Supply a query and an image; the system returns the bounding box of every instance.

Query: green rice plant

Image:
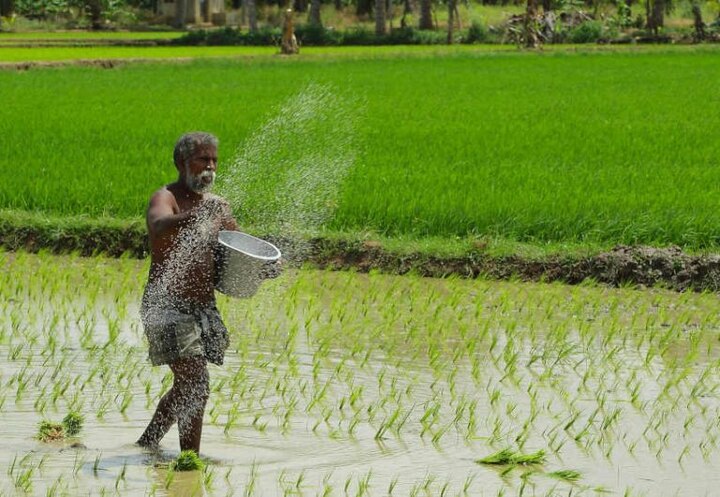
[62,411,84,436]
[476,448,546,466]
[546,469,582,482]
[171,450,205,472]
[3,49,720,251]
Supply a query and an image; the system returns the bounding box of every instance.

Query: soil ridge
[2,220,720,291]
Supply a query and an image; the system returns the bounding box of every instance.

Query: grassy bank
[6,209,720,292]
[3,42,718,63]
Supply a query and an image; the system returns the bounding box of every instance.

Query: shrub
[463,20,488,44]
[569,20,603,43]
[206,26,241,45]
[403,28,447,44]
[174,29,208,46]
[240,26,281,45]
[172,27,281,46]
[341,26,380,45]
[295,24,342,45]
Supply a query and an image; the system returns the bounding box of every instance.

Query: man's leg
[137,356,209,451]
[137,368,179,449]
[173,356,210,453]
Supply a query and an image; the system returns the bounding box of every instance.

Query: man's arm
[222,215,240,231]
[147,190,192,237]
[204,195,239,231]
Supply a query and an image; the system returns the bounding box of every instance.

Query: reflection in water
[2,252,720,496]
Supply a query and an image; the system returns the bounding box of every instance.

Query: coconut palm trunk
[309,0,322,25]
[691,1,705,40]
[0,0,14,17]
[174,0,187,28]
[86,0,103,29]
[375,0,386,35]
[419,0,432,29]
[247,0,258,32]
[646,0,664,35]
[524,0,539,47]
[446,0,455,43]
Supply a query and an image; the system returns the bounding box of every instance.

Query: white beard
[186,168,216,193]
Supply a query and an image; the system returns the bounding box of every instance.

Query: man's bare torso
[147,182,235,306]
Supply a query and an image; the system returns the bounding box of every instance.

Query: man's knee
[171,357,210,402]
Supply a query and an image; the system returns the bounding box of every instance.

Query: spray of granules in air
[144,83,361,310]
[216,83,362,261]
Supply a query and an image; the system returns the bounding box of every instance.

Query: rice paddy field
[2,46,720,248]
[2,250,720,496]
[3,43,720,496]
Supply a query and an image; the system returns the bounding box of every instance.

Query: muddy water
[2,251,720,496]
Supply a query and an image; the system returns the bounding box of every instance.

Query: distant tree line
[2,0,718,44]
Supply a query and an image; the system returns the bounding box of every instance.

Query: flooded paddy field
[2,251,720,496]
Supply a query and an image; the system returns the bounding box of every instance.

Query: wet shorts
[141,302,229,367]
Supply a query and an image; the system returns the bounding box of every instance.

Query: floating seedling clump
[171,450,205,472]
[476,448,547,466]
[37,411,84,442]
[37,421,65,442]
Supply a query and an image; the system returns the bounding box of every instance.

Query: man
[137,132,238,454]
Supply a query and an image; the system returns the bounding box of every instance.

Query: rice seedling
[546,469,582,482]
[4,252,720,495]
[172,451,205,472]
[61,412,83,436]
[476,448,547,466]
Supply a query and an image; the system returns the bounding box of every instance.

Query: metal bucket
[214,231,281,298]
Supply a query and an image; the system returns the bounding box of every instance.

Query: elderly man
[137,132,238,454]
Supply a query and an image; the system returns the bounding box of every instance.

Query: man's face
[184,144,218,194]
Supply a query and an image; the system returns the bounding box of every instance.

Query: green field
[2,47,720,248]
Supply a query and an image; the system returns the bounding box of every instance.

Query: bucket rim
[218,230,281,261]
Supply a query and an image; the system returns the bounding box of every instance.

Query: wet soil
[0,57,193,71]
[2,221,720,291]
[307,239,720,292]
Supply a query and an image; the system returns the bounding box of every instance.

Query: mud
[308,240,720,292]
[3,220,720,291]
[0,57,194,71]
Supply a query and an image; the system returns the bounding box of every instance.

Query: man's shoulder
[147,185,179,212]
[150,185,177,202]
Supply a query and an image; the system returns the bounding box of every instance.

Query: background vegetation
[2,0,720,46]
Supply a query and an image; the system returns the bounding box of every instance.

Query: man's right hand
[194,196,232,223]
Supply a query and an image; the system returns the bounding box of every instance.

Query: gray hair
[173,132,219,169]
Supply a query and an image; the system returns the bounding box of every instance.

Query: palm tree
[524,0,539,47]
[447,0,455,43]
[247,0,258,32]
[375,0,386,35]
[0,0,14,18]
[174,0,187,28]
[419,0,433,29]
[309,0,322,25]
